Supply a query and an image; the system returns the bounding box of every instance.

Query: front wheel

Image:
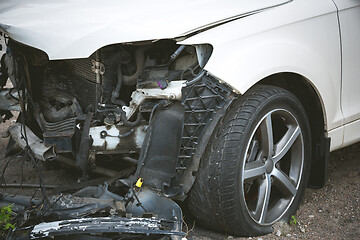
[187,85,311,236]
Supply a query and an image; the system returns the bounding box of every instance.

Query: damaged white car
[0,0,359,239]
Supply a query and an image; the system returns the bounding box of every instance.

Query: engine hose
[185,70,206,86]
[98,107,141,127]
[118,129,134,138]
[110,64,126,107]
[123,46,147,85]
[120,110,141,127]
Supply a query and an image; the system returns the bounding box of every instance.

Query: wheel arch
[259,72,325,141]
[256,72,330,188]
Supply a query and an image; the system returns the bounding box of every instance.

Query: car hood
[0,0,289,60]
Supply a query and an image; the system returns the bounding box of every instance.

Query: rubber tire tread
[187,85,311,236]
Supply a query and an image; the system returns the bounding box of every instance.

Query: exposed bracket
[123,80,185,119]
[91,59,105,75]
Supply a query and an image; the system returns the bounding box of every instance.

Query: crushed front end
[0,33,235,239]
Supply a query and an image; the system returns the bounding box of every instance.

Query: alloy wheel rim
[242,109,304,225]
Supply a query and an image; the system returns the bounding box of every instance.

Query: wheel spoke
[244,161,266,180]
[272,168,297,196]
[253,174,271,223]
[259,114,274,158]
[246,140,260,162]
[272,126,300,163]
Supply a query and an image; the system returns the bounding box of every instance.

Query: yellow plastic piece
[136,178,143,188]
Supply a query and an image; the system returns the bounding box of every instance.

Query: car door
[332,0,360,146]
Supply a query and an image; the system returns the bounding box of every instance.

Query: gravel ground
[186,143,360,240]
[0,117,359,240]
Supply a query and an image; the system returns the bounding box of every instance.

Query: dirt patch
[1,116,359,239]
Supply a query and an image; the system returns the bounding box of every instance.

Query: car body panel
[181,0,343,148]
[332,0,360,148]
[327,126,344,152]
[0,0,289,60]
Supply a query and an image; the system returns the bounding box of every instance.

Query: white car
[0,0,359,238]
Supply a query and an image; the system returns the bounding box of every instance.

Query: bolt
[262,157,267,163]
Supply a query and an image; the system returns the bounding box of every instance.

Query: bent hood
[0,0,289,60]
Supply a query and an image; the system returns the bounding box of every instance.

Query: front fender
[179,0,343,132]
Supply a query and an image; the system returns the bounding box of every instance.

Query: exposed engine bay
[0,33,235,239]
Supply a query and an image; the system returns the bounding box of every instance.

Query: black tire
[187,85,311,236]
